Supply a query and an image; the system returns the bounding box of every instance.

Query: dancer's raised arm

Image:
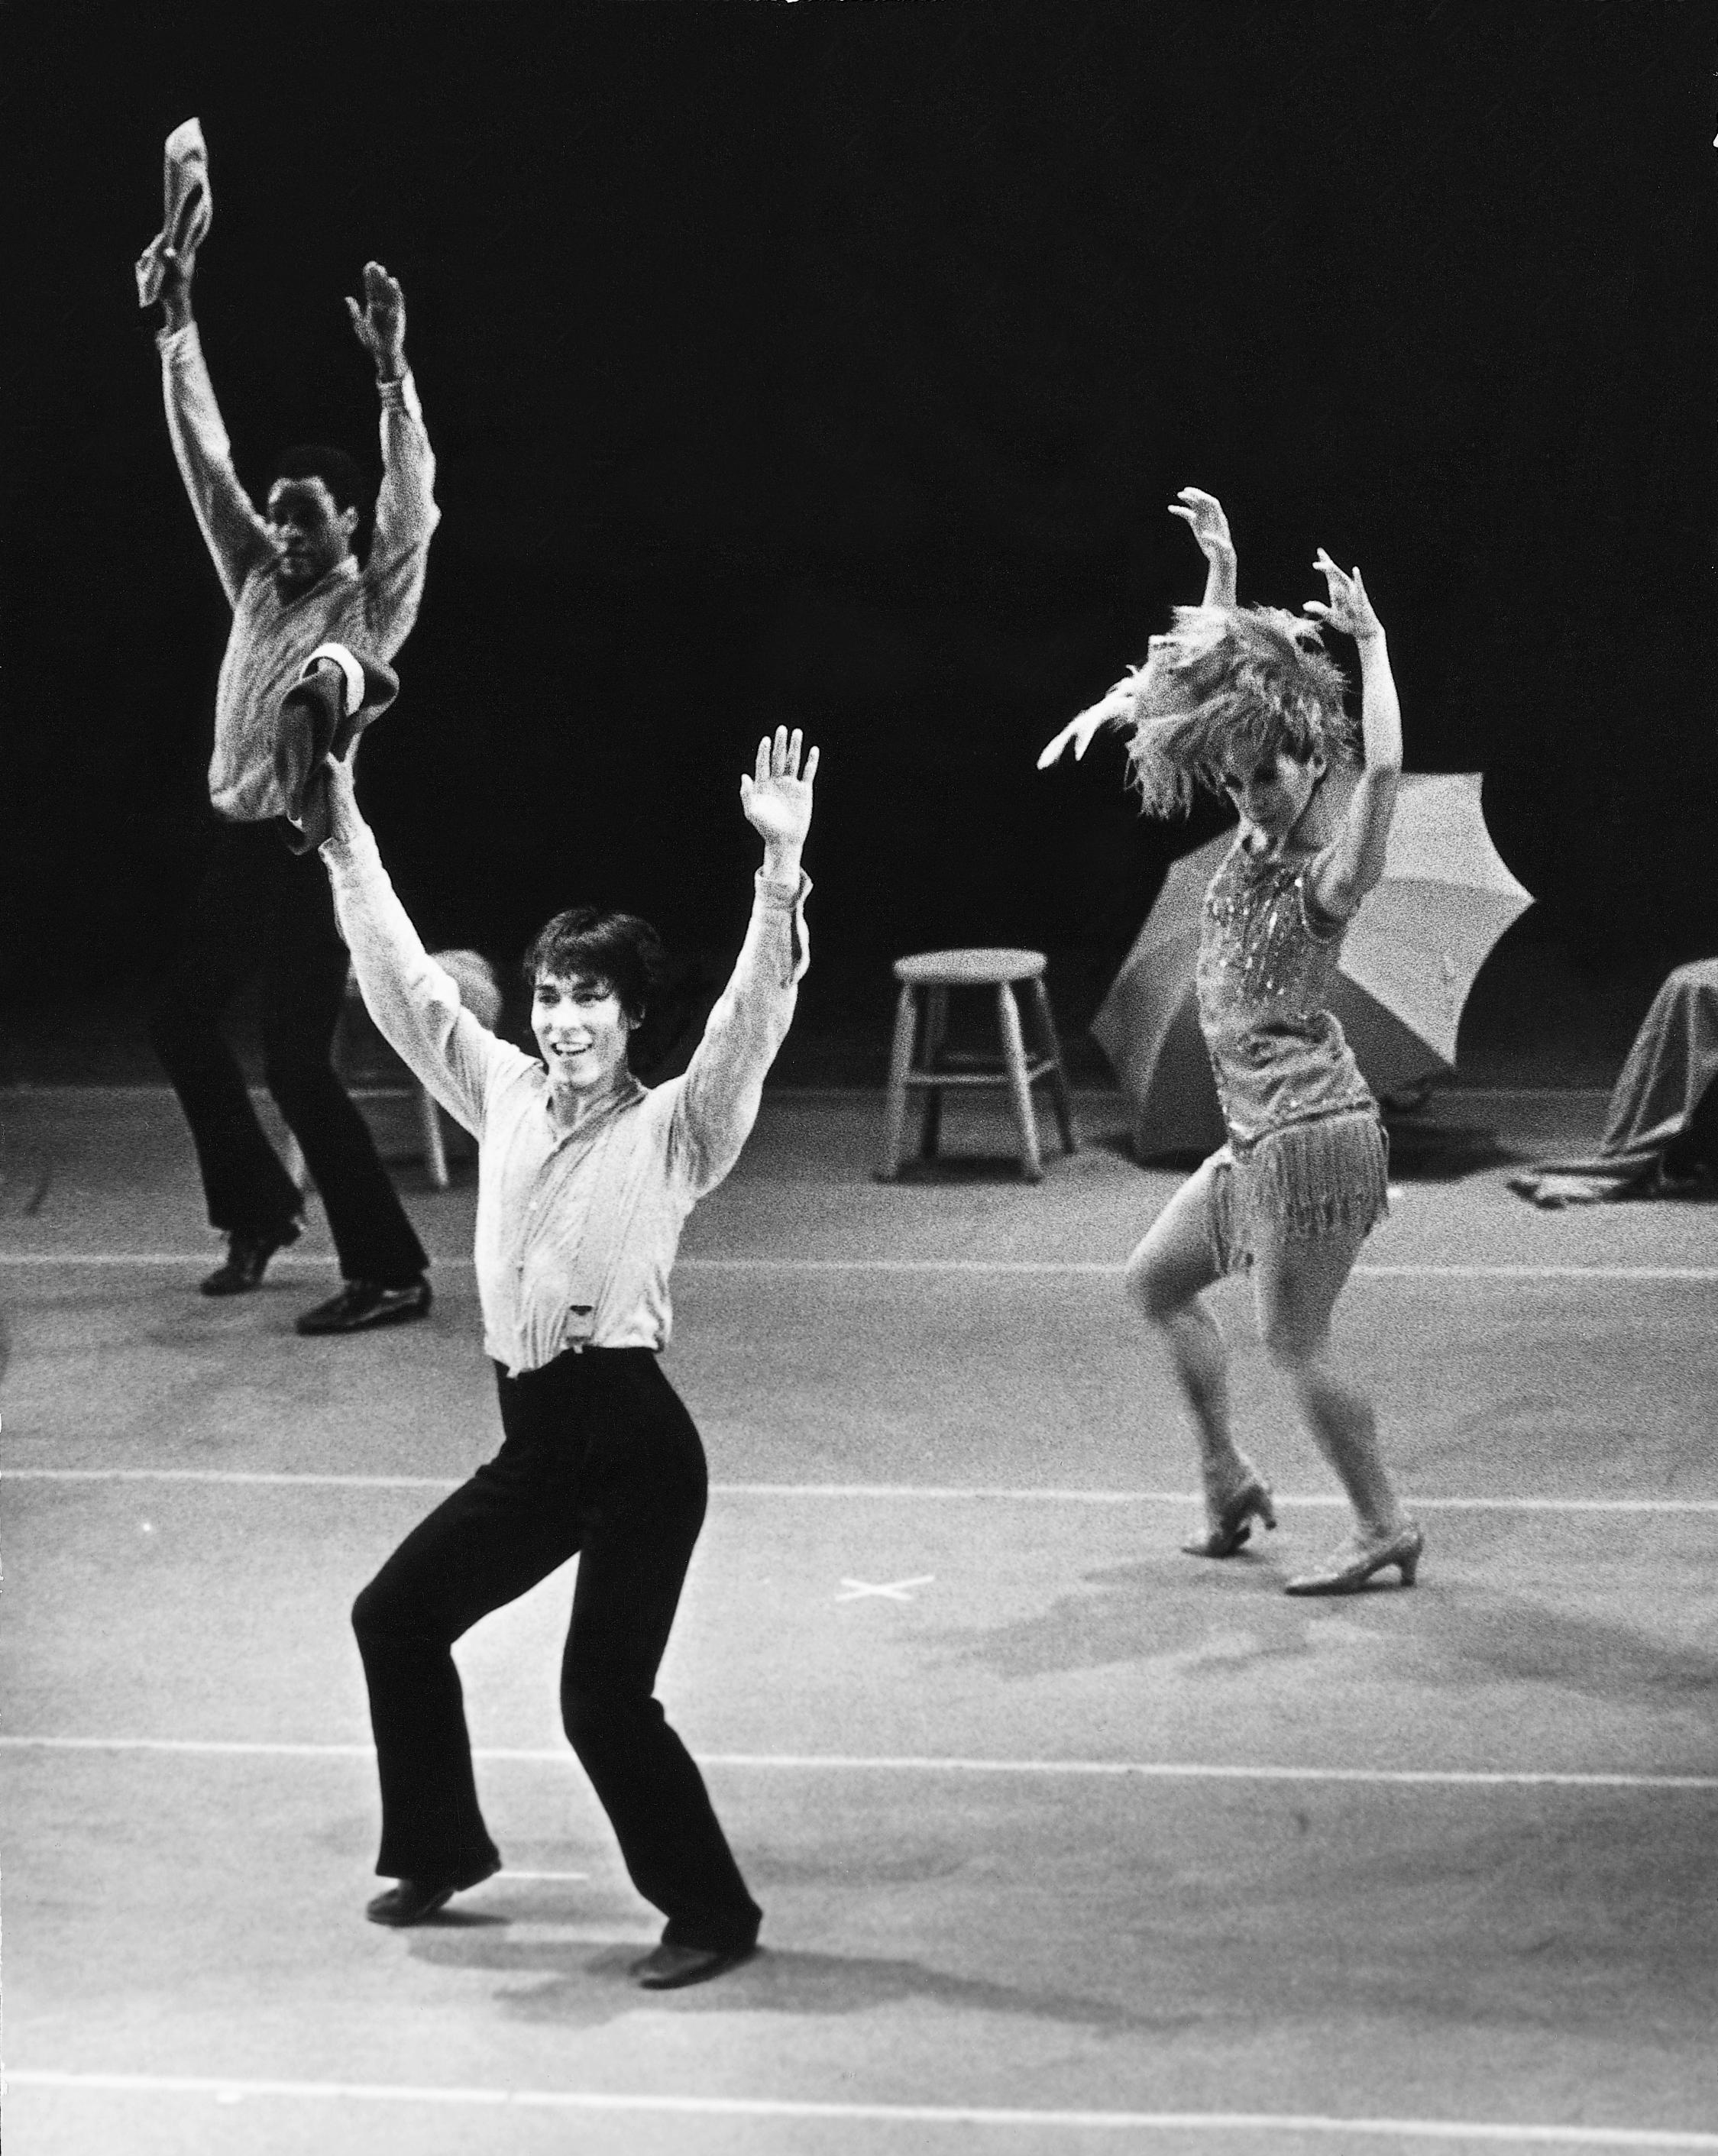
[319,734,518,1138]
[1038,486,1237,768]
[154,247,273,604]
[1301,550,1402,920]
[673,726,818,1191]
[1167,486,1238,609]
[348,262,440,631]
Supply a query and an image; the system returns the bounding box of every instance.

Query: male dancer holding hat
[145,221,438,1334]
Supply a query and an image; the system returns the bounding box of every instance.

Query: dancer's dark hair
[522,909,665,1025]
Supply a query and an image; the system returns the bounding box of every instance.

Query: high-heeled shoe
[1283,1519,1424,1596]
[1182,1478,1277,1559]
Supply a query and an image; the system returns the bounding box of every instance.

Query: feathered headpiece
[1067,605,1357,817]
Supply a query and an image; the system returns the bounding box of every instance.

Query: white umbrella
[1090,773,1533,1156]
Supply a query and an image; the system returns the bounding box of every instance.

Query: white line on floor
[1356,1265,1718,1282]
[6,2071,1714,2145]
[2,1253,1716,1280]
[714,1487,1718,1516]
[2,1736,1713,1790]
[8,1469,1717,1514]
[4,1469,461,1489]
[723,1260,1718,1283]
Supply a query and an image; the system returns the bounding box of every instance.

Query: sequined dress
[1193,838,1388,1266]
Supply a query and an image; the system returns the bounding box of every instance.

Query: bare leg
[1252,1227,1412,1557]
[1125,1159,1270,1543]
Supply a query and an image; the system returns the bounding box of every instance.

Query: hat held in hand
[276,642,400,854]
[136,119,213,308]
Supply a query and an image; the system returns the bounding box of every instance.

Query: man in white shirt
[318,692,816,1990]
[145,227,438,1333]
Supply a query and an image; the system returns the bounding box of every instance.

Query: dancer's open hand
[1167,487,1234,565]
[347,262,407,377]
[1304,550,1383,643]
[740,726,819,851]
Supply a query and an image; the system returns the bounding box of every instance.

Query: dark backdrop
[4,2,1714,1070]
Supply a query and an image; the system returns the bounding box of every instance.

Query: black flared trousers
[147,816,428,1286]
[351,1346,762,1953]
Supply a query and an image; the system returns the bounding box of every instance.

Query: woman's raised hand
[1304,549,1384,643]
[1170,486,1237,607]
[739,726,819,850]
[1167,487,1234,564]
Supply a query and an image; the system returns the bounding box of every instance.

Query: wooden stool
[283,969,452,1194]
[878,949,1077,1181]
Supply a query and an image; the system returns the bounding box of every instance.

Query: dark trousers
[351,1347,762,1953]
[147,817,428,1286]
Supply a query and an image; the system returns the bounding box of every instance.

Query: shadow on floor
[396,1799,1718,2046]
[404,1931,1186,2036]
[1380,1119,1519,1180]
[924,1545,1718,1706]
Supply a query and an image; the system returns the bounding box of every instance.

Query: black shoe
[631,1941,759,1990]
[296,1276,431,1336]
[365,1857,499,1928]
[200,1221,301,1298]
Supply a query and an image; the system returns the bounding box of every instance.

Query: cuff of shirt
[156,322,200,360]
[754,868,812,986]
[319,813,382,879]
[377,368,424,424]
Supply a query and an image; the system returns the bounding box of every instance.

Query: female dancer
[317,677,817,1986]
[1042,492,1421,1594]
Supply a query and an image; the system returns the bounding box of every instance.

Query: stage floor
[3,1084,1716,2154]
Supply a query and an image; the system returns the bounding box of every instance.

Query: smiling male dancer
[145,221,439,1333]
[312,690,816,1988]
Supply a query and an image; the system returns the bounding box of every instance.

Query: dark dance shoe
[296,1276,431,1337]
[1283,1520,1424,1596]
[631,1940,759,1991]
[365,1857,500,1927]
[200,1220,301,1297]
[1182,1478,1277,1559]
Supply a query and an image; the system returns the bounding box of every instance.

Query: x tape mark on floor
[835,1575,935,1603]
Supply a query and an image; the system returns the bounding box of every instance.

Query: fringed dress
[1195,836,1389,1274]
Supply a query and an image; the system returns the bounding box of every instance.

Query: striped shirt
[322,819,809,1372]
[158,323,439,822]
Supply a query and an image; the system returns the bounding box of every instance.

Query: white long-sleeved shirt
[322,817,809,1372]
[158,323,440,822]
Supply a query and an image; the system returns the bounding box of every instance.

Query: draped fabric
[1509,963,1718,1206]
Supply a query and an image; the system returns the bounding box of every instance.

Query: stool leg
[419,1084,449,1190]
[919,986,948,1160]
[878,983,918,1180]
[996,983,1043,1181]
[1028,976,1079,1156]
